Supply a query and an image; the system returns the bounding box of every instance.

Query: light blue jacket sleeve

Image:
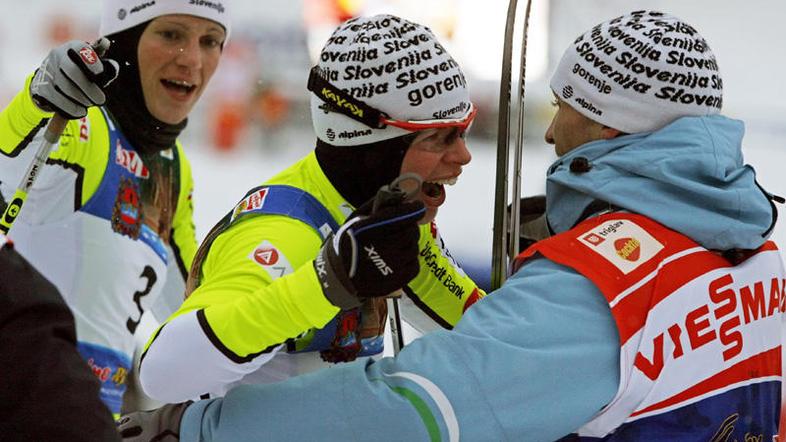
[180,257,621,442]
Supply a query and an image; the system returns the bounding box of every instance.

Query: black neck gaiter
[315,135,415,208]
[103,23,187,155]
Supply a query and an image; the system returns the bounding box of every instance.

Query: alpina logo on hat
[100,0,232,41]
[550,10,722,134]
[310,14,472,146]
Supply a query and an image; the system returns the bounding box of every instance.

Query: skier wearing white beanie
[306,14,476,224]
[129,15,488,438]
[549,10,722,138]
[100,0,231,41]
[0,0,231,418]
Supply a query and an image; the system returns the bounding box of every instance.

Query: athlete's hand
[30,38,119,119]
[315,184,425,310]
[116,401,191,441]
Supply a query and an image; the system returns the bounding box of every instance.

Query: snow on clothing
[177,115,780,441]
[139,152,484,402]
[0,75,197,416]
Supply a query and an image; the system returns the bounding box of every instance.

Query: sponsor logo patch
[248,240,293,280]
[111,177,142,239]
[79,46,97,65]
[614,237,641,261]
[77,342,131,415]
[253,247,278,266]
[115,140,149,178]
[129,1,155,14]
[583,232,605,245]
[79,117,89,141]
[578,219,663,274]
[189,0,225,13]
[232,188,269,221]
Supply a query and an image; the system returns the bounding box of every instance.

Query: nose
[174,37,202,70]
[447,138,472,166]
[545,117,556,145]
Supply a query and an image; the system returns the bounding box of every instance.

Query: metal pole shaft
[491,0,520,291]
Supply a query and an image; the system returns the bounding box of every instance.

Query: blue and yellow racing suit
[0,75,198,416]
[139,152,484,402]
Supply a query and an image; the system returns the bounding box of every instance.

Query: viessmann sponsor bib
[516,213,784,439]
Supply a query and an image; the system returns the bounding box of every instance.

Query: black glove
[315,181,425,310]
[30,38,119,119]
[516,195,550,252]
[116,401,192,441]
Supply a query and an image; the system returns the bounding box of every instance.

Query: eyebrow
[414,128,440,141]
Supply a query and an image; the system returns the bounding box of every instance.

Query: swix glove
[315,186,425,310]
[30,38,119,119]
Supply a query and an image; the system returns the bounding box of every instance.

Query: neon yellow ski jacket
[140,152,484,402]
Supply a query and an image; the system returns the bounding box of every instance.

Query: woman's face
[399,127,472,224]
[137,14,225,124]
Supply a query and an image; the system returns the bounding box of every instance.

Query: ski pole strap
[307,66,387,129]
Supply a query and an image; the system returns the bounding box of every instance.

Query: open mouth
[421,176,458,205]
[161,79,197,96]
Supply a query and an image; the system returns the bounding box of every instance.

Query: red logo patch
[115,140,149,178]
[79,46,97,65]
[233,188,269,219]
[614,237,641,261]
[79,117,89,141]
[253,247,279,266]
[583,233,605,245]
[111,177,142,239]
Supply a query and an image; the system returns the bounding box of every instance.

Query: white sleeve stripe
[382,370,460,442]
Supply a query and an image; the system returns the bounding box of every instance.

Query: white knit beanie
[550,10,722,134]
[100,0,231,40]
[310,14,472,146]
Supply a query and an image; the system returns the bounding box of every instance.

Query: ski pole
[0,38,111,235]
[372,172,422,355]
[491,0,533,290]
[509,0,534,267]
[0,117,67,234]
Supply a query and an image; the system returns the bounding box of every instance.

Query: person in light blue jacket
[118,11,783,442]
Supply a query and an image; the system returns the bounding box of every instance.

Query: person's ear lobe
[600,126,623,140]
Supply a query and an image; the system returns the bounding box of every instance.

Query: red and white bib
[516,213,784,440]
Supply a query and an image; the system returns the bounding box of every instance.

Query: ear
[599,126,623,140]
